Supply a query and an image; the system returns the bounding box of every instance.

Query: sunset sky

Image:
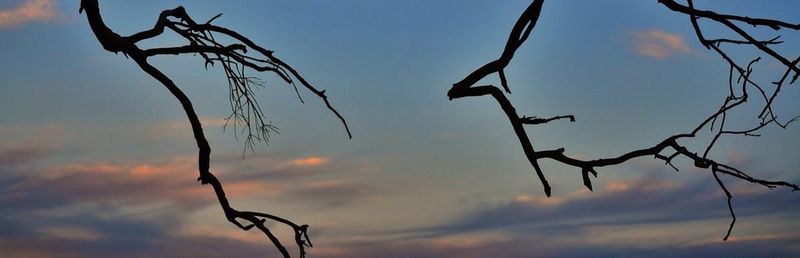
[1,0,799,257]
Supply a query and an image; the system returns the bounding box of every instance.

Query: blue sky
[1,0,799,257]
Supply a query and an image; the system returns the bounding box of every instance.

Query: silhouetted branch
[448,0,552,196]
[123,4,351,149]
[658,0,800,238]
[80,1,348,256]
[450,0,799,241]
[660,0,800,80]
[520,115,575,125]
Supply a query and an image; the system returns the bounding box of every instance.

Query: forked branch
[449,0,799,240]
[81,1,350,256]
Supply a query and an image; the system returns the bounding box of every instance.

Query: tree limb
[80,1,348,256]
[449,0,799,241]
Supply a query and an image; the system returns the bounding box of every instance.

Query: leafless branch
[80,1,350,256]
[448,0,554,196]
[449,0,799,241]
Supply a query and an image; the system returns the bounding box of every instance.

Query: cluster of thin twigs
[81,0,352,256]
[449,0,799,240]
[659,0,800,240]
[133,7,351,150]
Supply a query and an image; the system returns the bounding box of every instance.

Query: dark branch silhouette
[449,0,799,241]
[80,1,351,257]
[449,0,555,196]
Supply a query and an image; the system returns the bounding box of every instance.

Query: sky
[1,0,799,257]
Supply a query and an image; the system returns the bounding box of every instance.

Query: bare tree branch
[449,0,799,241]
[80,1,350,256]
[448,0,554,196]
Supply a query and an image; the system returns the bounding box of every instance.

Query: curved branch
[659,0,800,76]
[450,0,799,241]
[81,1,338,257]
[102,1,352,145]
[657,0,800,31]
[449,84,552,196]
[448,0,553,196]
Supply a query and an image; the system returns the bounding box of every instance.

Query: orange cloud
[0,0,58,28]
[224,181,282,198]
[8,156,215,210]
[515,193,565,207]
[514,194,533,202]
[605,181,631,192]
[292,156,328,167]
[633,29,690,59]
[3,153,319,219]
[130,165,158,178]
[45,163,125,178]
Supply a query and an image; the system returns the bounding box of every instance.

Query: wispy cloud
[633,29,690,59]
[1,156,216,212]
[292,156,329,167]
[0,227,268,258]
[2,138,795,257]
[0,151,303,256]
[37,226,104,241]
[287,230,800,258]
[0,143,387,256]
[0,0,58,29]
[355,172,800,258]
[0,146,48,168]
[285,179,376,208]
[402,170,799,242]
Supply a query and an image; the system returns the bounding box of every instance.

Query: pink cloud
[224,181,282,198]
[0,0,58,28]
[5,156,215,209]
[514,193,565,207]
[605,181,631,192]
[2,153,323,216]
[633,29,690,59]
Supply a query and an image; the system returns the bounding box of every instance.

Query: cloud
[292,156,329,167]
[293,232,800,258]
[3,139,794,257]
[206,155,336,186]
[36,226,104,241]
[0,228,269,258]
[145,118,229,139]
[4,229,798,258]
[348,172,800,258]
[285,179,376,208]
[514,193,565,207]
[0,155,215,212]
[1,154,291,214]
[0,146,48,168]
[0,152,299,257]
[633,29,690,59]
[0,144,389,256]
[0,0,58,29]
[402,171,799,243]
